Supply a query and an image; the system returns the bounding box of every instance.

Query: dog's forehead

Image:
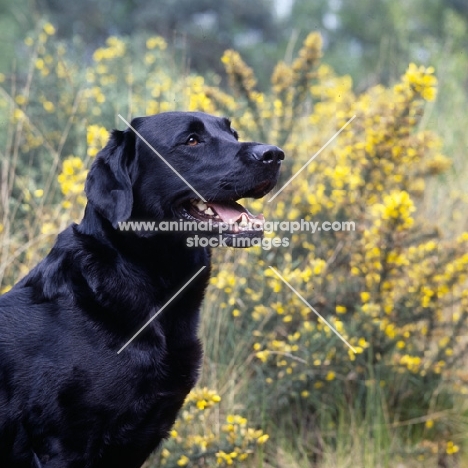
[144,112,230,132]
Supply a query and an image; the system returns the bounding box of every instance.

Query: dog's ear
[85,128,136,228]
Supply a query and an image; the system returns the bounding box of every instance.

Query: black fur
[0,112,283,468]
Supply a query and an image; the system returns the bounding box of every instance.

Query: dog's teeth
[204,207,215,216]
[196,201,207,211]
[238,213,249,228]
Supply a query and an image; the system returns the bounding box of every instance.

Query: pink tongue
[207,201,264,224]
[207,202,246,223]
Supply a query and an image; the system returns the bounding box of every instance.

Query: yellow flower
[196,400,207,410]
[58,156,87,200]
[15,95,27,105]
[35,58,45,70]
[374,190,415,230]
[385,324,396,339]
[43,23,56,35]
[226,414,247,425]
[271,61,294,95]
[93,37,126,62]
[1,285,12,294]
[221,49,257,94]
[446,441,459,455]
[87,125,109,157]
[257,434,269,444]
[41,223,56,235]
[255,350,269,363]
[402,63,438,101]
[43,101,55,112]
[361,291,370,302]
[216,451,235,465]
[425,154,451,174]
[399,355,422,372]
[146,36,167,50]
[358,338,368,348]
[177,455,189,466]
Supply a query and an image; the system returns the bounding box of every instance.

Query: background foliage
[1,2,468,467]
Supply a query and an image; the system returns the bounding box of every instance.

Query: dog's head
[85,112,284,246]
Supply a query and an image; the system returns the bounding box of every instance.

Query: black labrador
[0,112,284,468]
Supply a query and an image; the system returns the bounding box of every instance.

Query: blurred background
[1,1,468,467]
[2,0,468,87]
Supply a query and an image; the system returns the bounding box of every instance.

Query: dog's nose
[249,145,285,164]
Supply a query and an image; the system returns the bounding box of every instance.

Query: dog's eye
[186,135,199,146]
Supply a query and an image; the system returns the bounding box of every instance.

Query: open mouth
[180,199,265,235]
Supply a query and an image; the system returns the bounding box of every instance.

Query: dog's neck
[76,204,211,279]
[54,205,212,329]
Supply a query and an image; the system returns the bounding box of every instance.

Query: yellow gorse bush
[92,36,126,62]
[400,63,438,101]
[0,26,467,465]
[155,388,269,467]
[203,33,467,461]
